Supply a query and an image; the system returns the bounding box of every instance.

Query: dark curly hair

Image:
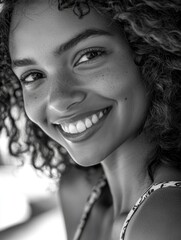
[0,0,181,181]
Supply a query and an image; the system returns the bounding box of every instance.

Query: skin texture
[9,0,149,167]
[126,187,181,240]
[9,1,181,240]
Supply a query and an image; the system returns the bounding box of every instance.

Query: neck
[101,133,153,219]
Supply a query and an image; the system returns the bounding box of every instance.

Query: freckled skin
[9,0,149,166]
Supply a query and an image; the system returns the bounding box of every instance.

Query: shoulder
[126,186,181,240]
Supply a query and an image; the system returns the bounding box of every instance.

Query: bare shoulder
[126,187,181,240]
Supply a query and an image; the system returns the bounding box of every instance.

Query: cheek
[23,90,46,125]
[87,65,142,101]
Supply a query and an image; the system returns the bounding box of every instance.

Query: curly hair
[0,0,181,181]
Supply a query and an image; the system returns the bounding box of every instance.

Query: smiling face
[9,0,149,166]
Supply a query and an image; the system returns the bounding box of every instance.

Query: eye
[74,48,106,67]
[20,71,45,85]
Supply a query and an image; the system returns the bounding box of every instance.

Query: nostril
[67,101,80,110]
[67,91,87,110]
[47,90,87,116]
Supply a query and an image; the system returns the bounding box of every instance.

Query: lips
[61,108,108,134]
[55,106,112,142]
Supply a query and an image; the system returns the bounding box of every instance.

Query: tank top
[120,181,181,240]
[72,179,181,240]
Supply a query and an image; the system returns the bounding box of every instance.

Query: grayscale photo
[0,1,181,240]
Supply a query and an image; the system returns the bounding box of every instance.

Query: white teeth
[99,111,103,119]
[92,114,99,124]
[69,123,78,134]
[64,125,69,133]
[60,108,110,134]
[85,118,92,128]
[61,125,66,132]
[76,121,86,133]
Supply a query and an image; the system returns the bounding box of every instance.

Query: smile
[62,108,108,134]
[56,106,112,142]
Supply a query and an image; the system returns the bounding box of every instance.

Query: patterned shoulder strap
[73,174,107,240]
[120,181,181,240]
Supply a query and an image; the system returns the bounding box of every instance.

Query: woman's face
[9,0,149,166]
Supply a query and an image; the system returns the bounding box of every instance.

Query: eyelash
[20,47,106,85]
[74,47,106,66]
[20,71,45,86]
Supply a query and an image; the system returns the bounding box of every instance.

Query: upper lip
[52,106,111,125]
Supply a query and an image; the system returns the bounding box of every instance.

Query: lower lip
[56,107,112,143]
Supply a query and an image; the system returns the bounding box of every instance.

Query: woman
[1,0,181,239]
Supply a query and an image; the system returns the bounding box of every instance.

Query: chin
[69,152,104,167]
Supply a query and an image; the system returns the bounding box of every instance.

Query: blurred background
[0,131,67,240]
[0,2,66,238]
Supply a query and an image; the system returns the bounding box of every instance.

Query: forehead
[9,0,119,57]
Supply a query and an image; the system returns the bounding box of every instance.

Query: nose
[47,74,86,122]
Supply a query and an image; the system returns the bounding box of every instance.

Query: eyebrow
[12,28,113,69]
